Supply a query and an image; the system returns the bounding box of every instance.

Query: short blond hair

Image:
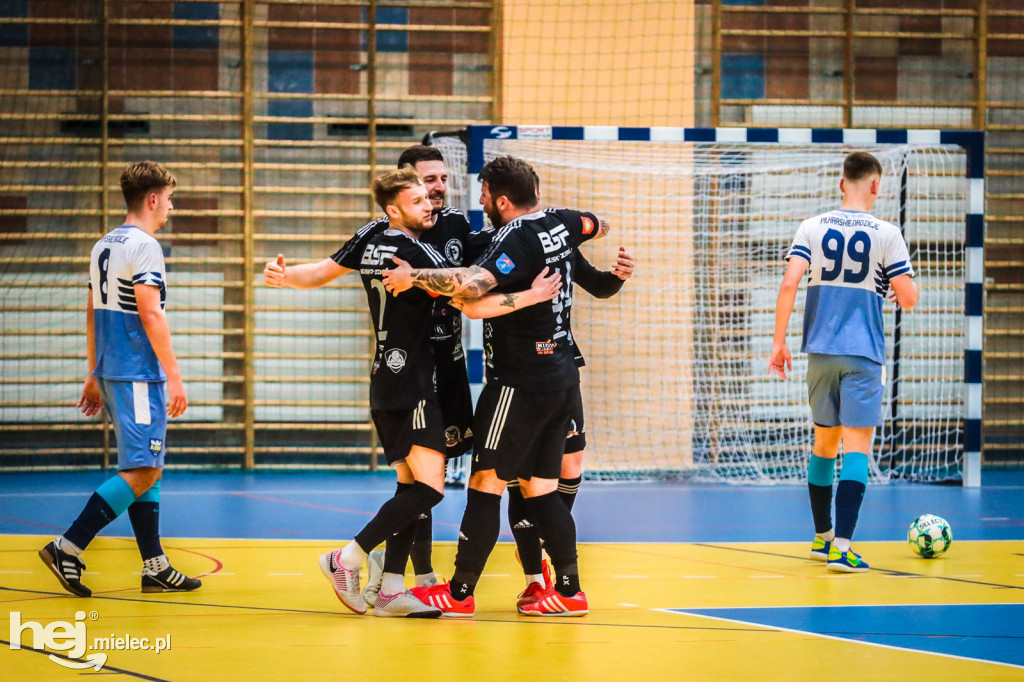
[121,161,176,210]
[371,166,422,212]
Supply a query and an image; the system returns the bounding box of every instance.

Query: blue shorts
[806,353,884,428]
[97,377,168,469]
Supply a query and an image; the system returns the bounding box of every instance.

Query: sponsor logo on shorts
[536,339,557,355]
[444,426,462,447]
[444,239,463,265]
[385,348,407,373]
[581,216,595,235]
[149,439,163,452]
[496,253,515,274]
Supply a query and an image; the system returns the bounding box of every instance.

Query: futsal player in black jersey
[315,167,451,617]
[383,155,610,617]
[457,247,634,610]
[264,146,481,595]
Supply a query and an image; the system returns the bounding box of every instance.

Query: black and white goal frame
[460,125,984,486]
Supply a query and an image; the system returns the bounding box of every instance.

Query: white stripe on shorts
[413,400,425,430]
[485,386,514,450]
[132,382,151,425]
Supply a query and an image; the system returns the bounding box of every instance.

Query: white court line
[656,608,1024,671]
[618,603,638,607]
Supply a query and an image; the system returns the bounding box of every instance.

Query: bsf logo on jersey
[496,253,516,274]
[536,339,557,355]
[538,224,570,253]
[149,439,163,453]
[384,348,407,373]
[581,216,595,235]
[360,244,399,267]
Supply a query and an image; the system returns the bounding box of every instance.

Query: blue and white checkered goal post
[430,126,982,486]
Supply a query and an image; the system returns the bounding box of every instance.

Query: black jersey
[359,229,447,410]
[475,208,600,391]
[332,207,471,341]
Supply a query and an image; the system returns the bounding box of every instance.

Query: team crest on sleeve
[581,216,595,235]
[384,348,407,373]
[496,253,516,274]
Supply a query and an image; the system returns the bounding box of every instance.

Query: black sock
[834,480,866,539]
[507,483,543,574]
[808,483,834,535]
[557,476,582,512]
[355,482,443,553]
[526,491,580,597]
[410,509,433,575]
[451,488,501,599]
[127,501,163,560]
[64,493,118,550]
[392,482,434,575]
[384,518,417,576]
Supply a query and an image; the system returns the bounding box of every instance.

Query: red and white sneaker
[518,588,588,617]
[318,549,367,615]
[516,581,547,611]
[410,580,475,618]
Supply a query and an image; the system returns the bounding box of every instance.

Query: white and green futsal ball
[908,514,953,558]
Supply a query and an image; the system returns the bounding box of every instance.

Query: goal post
[430,126,984,486]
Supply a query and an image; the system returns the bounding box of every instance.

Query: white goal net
[431,130,968,483]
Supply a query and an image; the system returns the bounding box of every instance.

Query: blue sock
[128,480,163,560]
[835,452,868,540]
[64,475,137,550]
[807,454,836,535]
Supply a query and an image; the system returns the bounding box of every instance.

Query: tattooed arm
[382,258,498,300]
[594,214,612,239]
[452,267,561,319]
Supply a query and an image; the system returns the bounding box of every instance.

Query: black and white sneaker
[141,566,202,593]
[38,540,91,597]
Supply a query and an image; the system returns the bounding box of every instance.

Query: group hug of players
[41,145,914,617]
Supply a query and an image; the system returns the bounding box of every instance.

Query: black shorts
[565,384,586,453]
[371,398,446,465]
[432,335,475,458]
[472,383,575,481]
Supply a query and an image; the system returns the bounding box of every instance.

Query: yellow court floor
[2,535,1023,681]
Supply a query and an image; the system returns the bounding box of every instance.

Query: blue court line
[668,604,1024,670]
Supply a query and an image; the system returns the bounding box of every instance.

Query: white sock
[57,536,83,557]
[415,572,437,588]
[381,572,406,596]
[143,554,169,575]
[818,528,835,542]
[338,541,367,570]
[525,573,544,587]
[834,537,852,552]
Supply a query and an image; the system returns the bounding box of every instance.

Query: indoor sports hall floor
[1,470,1022,681]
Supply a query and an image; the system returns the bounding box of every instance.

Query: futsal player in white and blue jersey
[38,161,201,596]
[769,152,919,573]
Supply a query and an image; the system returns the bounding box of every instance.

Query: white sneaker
[373,589,442,618]
[318,549,367,615]
[363,548,386,608]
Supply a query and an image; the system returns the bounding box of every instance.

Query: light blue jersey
[89,226,167,381]
[786,209,914,365]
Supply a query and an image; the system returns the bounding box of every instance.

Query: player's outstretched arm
[135,283,187,418]
[263,254,351,289]
[452,267,561,319]
[888,273,919,311]
[768,257,808,380]
[77,291,102,417]
[383,257,498,300]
